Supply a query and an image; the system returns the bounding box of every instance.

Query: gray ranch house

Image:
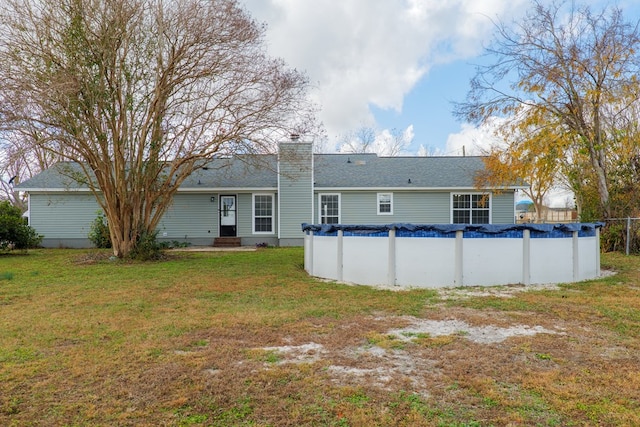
[15,142,525,248]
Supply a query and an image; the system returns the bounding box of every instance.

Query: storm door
[219,195,237,237]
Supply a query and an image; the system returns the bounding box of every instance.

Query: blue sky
[371,58,477,155]
[242,0,640,157]
[241,0,527,155]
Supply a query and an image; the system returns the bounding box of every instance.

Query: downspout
[277,145,282,243]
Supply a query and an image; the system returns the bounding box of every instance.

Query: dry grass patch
[1,248,639,425]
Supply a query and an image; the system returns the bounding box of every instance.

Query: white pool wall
[303,224,602,288]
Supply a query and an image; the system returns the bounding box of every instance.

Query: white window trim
[450,192,492,224]
[252,193,275,234]
[377,192,393,215]
[318,193,341,224]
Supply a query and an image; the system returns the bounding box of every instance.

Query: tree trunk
[0,0,314,260]
[588,125,611,219]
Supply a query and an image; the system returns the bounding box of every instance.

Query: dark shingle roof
[14,162,91,190]
[182,155,278,188]
[313,154,486,188]
[16,153,505,191]
[15,157,279,190]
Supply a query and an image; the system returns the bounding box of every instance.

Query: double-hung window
[452,193,490,224]
[319,193,340,224]
[377,193,393,215]
[253,194,274,233]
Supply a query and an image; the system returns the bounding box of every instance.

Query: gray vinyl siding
[236,193,253,237]
[395,192,451,223]
[339,192,380,223]
[29,193,100,239]
[158,194,217,240]
[20,150,519,248]
[342,192,377,223]
[160,192,280,241]
[278,143,313,238]
[315,190,516,225]
[491,192,516,223]
[333,191,450,224]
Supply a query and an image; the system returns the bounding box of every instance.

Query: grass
[1,247,639,426]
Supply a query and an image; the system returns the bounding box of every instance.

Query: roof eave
[178,187,277,192]
[313,186,524,191]
[21,186,279,193]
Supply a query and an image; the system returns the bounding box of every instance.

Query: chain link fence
[602,218,640,255]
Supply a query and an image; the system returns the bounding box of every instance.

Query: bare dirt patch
[234,272,637,423]
[436,283,561,300]
[253,310,565,397]
[386,316,560,344]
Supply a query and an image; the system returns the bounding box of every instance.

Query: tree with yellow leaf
[475,108,567,222]
[457,1,640,220]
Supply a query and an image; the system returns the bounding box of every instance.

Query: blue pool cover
[301,223,604,238]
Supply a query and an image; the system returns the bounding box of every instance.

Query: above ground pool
[302,223,603,288]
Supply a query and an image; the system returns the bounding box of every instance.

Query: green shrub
[128,230,163,261]
[601,223,625,253]
[164,240,191,249]
[0,201,42,250]
[88,211,112,249]
[601,221,640,254]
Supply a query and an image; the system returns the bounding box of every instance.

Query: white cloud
[444,119,504,156]
[545,188,575,208]
[375,125,415,156]
[241,0,528,146]
[336,125,414,156]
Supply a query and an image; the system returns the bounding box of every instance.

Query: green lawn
[1,248,639,426]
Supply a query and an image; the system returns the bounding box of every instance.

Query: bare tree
[380,127,413,157]
[0,0,315,257]
[0,141,27,210]
[338,126,377,154]
[1,124,69,210]
[455,1,640,219]
[416,144,437,157]
[338,126,412,156]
